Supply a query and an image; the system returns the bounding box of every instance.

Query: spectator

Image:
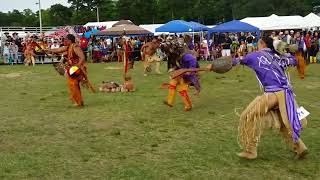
[3,42,10,64]
[238,40,247,59]
[304,32,312,64]
[246,32,255,53]
[220,33,232,57]
[282,30,291,44]
[51,41,60,49]
[238,32,246,43]
[10,42,19,64]
[309,32,318,64]
[80,35,89,52]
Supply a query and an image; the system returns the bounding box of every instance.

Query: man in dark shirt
[246,32,255,53]
[238,32,246,43]
[220,33,232,57]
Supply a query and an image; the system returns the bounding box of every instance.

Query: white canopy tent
[84,21,119,28]
[241,14,307,30]
[303,13,320,28]
[139,24,169,36]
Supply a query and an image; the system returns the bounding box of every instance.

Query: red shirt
[80,37,89,49]
[304,35,312,48]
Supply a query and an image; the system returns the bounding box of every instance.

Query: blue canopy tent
[84,29,99,38]
[156,20,207,33]
[209,20,260,37]
[189,21,210,31]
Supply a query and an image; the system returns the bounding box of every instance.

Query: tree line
[1,0,320,27]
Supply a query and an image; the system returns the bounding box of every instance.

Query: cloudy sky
[0,0,70,12]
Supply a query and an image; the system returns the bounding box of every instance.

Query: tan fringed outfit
[238,91,308,159]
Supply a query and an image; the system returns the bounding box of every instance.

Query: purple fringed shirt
[181,54,201,92]
[233,48,302,142]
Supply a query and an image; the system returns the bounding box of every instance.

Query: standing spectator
[51,41,61,61]
[80,35,89,52]
[10,42,19,64]
[201,39,210,60]
[282,30,291,44]
[309,32,318,64]
[246,32,255,53]
[80,35,89,61]
[272,31,280,41]
[106,38,112,49]
[220,33,232,57]
[238,32,246,43]
[238,40,247,59]
[304,32,312,64]
[51,41,60,49]
[2,42,10,64]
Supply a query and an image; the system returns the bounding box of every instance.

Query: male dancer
[162,41,200,111]
[207,36,308,159]
[46,34,94,107]
[141,38,162,76]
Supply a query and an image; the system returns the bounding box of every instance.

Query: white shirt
[3,46,10,55]
[51,44,60,49]
[106,39,112,46]
[286,35,291,44]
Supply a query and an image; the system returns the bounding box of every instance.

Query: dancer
[207,35,308,159]
[24,39,36,66]
[141,38,162,76]
[162,41,200,112]
[46,34,95,107]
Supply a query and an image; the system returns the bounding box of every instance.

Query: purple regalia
[233,48,302,141]
[180,54,201,92]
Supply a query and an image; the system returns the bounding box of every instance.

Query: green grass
[0,62,319,180]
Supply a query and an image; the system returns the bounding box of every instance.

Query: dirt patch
[0,73,22,78]
[0,72,34,78]
[305,84,320,90]
[104,67,122,70]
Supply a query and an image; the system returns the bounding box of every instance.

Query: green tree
[7,10,25,26]
[48,4,73,26]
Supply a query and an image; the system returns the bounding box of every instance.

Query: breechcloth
[25,54,35,66]
[67,69,84,106]
[144,54,161,74]
[295,52,306,79]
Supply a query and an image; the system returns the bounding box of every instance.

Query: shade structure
[84,29,99,38]
[303,13,320,28]
[112,20,134,27]
[241,14,306,30]
[84,21,118,28]
[95,25,152,36]
[189,21,210,31]
[209,20,260,33]
[46,28,69,38]
[155,20,206,33]
[139,24,172,36]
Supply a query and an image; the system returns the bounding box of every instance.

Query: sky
[0,0,70,12]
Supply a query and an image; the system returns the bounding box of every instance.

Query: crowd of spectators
[2,27,320,65]
[73,25,106,34]
[1,32,65,65]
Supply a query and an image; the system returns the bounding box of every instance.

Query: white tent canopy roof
[241,14,307,30]
[139,24,170,36]
[303,13,320,28]
[84,21,119,28]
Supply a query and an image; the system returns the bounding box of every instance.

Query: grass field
[0,62,319,180]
